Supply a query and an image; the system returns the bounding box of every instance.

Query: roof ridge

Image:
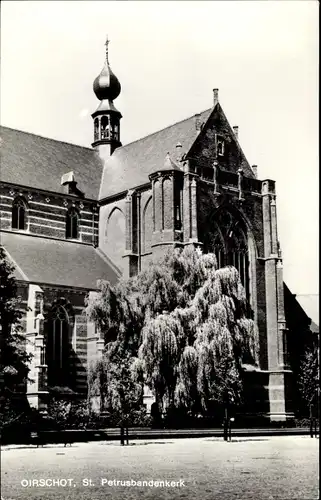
[1,108,212,154]
[0,125,94,152]
[119,108,212,151]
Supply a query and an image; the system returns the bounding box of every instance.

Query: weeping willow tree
[139,313,184,408]
[86,278,145,423]
[86,246,259,419]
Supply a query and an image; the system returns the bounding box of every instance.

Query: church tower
[92,37,122,160]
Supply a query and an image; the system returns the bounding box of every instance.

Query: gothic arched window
[212,210,250,298]
[46,305,70,387]
[66,207,79,239]
[174,184,182,231]
[212,230,225,269]
[12,197,27,230]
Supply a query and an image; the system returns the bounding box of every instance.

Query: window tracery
[212,210,250,297]
[46,305,70,387]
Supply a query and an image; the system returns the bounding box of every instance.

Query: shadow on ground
[98,441,175,446]
[204,438,269,442]
[2,444,79,451]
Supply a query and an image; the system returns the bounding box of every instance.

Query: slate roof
[0,126,103,200]
[1,232,119,290]
[99,109,212,199]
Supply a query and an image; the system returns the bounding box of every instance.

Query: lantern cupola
[92,36,122,157]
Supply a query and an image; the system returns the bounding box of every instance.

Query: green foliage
[0,247,32,400]
[86,246,258,418]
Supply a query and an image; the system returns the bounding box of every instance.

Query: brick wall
[154,179,162,232]
[197,181,268,369]
[99,198,126,271]
[188,104,253,177]
[141,192,153,255]
[41,287,89,394]
[163,177,173,230]
[0,183,99,245]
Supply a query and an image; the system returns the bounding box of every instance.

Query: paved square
[1,436,319,500]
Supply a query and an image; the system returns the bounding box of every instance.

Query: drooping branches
[86,246,259,416]
[139,313,184,407]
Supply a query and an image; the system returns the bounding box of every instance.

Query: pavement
[1,436,319,500]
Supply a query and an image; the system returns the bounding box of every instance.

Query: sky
[0,1,319,322]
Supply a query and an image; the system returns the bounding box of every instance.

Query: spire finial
[105,34,110,63]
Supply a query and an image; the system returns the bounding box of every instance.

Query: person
[223,394,235,441]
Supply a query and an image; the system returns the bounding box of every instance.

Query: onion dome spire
[93,35,121,102]
[91,36,122,155]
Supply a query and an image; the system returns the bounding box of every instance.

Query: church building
[0,39,314,421]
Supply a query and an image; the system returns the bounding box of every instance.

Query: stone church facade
[0,40,313,420]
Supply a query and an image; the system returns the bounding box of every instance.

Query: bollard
[223,419,228,441]
[229,417,234,441]
[223,407,228,441]
[310,417,317,438]
[126,427,129,445]
[120,426,124,445]
[309,404,316,438]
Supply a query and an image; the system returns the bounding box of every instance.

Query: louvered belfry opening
[212,209,250,298]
